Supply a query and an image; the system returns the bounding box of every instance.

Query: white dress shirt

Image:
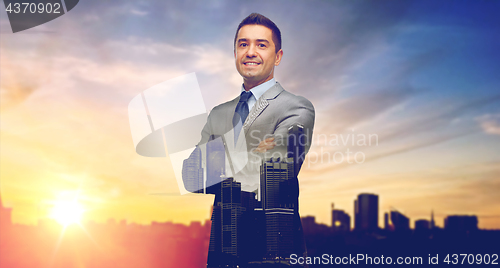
[241,78,276,111]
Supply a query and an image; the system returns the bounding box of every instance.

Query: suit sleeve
[263,96,315,173]
[181,110,213,194]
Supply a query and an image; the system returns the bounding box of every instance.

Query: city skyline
[0,191,491,232]
[3,191,498,268]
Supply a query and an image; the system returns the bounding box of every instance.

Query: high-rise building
[354,193,379,231]
[209,204,222,255]
[182,146,203,193]
[206,135,226,194]
[260,158,295,210]
[208,178,245,266]
[260,157,295,260]
[331,203,351,232]
[238,193,265,263]
[287,124,306,179]
[265,208,294,258]
[221,178,244,256]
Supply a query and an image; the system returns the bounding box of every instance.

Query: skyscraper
[208,178,245,267]
[182,146,203,193]
[287,124,306,179]
[206,135,226,195]
[209,205,222,257]
[221,178,244,256]
[238,192,265,263]
[354,193,379,231]
[260,158,295,210]
[265,208,294,258]
[260,157,295,260]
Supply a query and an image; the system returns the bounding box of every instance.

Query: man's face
[234,25,283,89]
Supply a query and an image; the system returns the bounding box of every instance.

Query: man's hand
[253,137,276,153]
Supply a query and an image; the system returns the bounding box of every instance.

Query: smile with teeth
[244,62,260,65]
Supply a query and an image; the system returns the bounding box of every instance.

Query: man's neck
[243,75,274,91]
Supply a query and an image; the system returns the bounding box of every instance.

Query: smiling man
[183,13,315,267]
[234,23,283,91]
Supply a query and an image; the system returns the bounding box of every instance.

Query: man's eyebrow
[237,38,270,43]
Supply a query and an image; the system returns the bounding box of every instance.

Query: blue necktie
[233,91,253,144]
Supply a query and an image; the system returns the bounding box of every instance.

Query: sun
[50,200,84,226]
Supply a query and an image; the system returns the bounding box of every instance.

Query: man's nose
[246,44,257,57]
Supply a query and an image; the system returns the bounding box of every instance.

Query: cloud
[0,33,242,112]
[304,129,475,178]
[372,94,500,144]
[476,113,500,135]
[0,52,47,110]
[274,1,416,97]
[319,86,416,132]
[130,8,148,17]
[0,0,416,104]
[303,93,500,178]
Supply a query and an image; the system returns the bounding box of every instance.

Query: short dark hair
[234,13,282,53]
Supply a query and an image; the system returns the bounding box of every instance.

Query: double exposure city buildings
[183,126,306,267]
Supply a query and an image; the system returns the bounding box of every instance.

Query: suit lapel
[243,82,284,137]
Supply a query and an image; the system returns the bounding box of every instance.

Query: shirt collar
[240,78,276,100]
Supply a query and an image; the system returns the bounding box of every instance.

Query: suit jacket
[184,82,314,267]
[197,82,315,193]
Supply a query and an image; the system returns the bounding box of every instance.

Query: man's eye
[240,43,248,47]
[258,44,266,48]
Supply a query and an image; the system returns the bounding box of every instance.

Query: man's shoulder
[209,98,238,119]
[208,96,238,114]
[275,84,314,110]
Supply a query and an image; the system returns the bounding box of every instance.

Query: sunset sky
[1,0,499,229]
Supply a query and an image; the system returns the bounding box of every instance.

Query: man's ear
[275,49,283,66]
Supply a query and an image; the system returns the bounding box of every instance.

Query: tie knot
[239,91,253,103]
